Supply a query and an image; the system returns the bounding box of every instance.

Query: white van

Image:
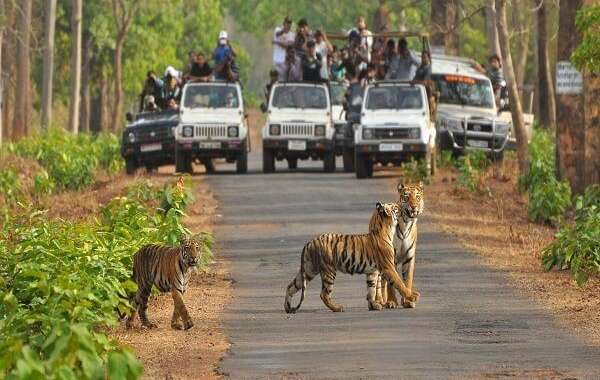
[261,82,335,173]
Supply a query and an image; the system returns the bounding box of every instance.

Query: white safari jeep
[354,81,436,179]
[262,82,335,173]
[175,81,249,174]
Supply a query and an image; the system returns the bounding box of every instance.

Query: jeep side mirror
[126,112,134,123]
[260,103,268,113]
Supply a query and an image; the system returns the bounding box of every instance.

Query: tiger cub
[376,182,424,309]
[284,202,419,313]
[126,236,200,330]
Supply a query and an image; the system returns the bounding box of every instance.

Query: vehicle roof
[184,80,241,87]
[273,81,329,88]
[431,54,490,80]
[366,80,426,90]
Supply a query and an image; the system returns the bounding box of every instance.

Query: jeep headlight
[495,123,510,134]
[128,132,135,143]
[444,118,462,132]
[314,124,326,137]
[269,124,281,136]
[227,125,239,137]
[362,128,373,139]
[182,125,194,137]
[409,128,420,139]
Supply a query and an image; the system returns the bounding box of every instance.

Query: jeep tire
[342,147,355,172]
[263,148,275,173]
[287,158,298,170]
[323,150,336,173]
[175,146,193,174]
[125,157,136,175]
[236,140,248,174]
[355,152,372,179]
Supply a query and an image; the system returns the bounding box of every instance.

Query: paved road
[207,152,600,380]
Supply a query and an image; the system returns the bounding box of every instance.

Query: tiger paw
[368,302,383,311]
[405,290,420,303]
[401,299,416,308]
[142,321,158,329]
[183,319,194,330]
[125,319,134,329]
[384,300,398,309]
[171,322,183,330]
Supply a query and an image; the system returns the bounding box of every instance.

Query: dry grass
[424,157,600,345]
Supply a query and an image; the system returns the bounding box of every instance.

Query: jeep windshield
[271,86,328,109]
[183,84,240,109]
[433,74,494,109]
[330,83,346,106]
[365,86,423,110]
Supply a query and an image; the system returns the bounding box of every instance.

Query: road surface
[207,153,600,380]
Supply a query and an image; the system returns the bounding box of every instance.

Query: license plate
[288,140,307,151]
[140,143,162,152]
[199,142,221,149]
[379,143,403,152]
[467,140,488,148]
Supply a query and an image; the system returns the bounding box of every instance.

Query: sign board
[556,61,583,95]
[430,45,445,56]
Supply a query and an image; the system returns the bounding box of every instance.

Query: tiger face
[376,202,400,224]
[397,182,424,219]
[180,235,200,267]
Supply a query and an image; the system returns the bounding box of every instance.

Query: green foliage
[542,186,600,286]
[455,151,489,194]
[8,130,123,192]
[0,169,21,204]
[400,158,430,184]
[33,170,56,196]
[437,150,455,169]
[0,178,211,379]
[572,4,600,73]
[519,129,572,226]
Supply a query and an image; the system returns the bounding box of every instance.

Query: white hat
[219,30,228,40]
[164,65,180,79]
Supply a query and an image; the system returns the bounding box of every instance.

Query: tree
[12,0,31,140]
[110,0,140,132]
[41,0,57,130]
[0,0,6,145]
[485,0,501,57]
[535,0,556,130]
[495,0,529,175]
[68,0,82,134]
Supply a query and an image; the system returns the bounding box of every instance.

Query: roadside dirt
[412,158,600,346]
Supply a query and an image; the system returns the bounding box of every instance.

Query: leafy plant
[400,158,430,184]
[455,151,489,194]
[520,129,572,226]
[542,186,600,286]
[0,169,20,204]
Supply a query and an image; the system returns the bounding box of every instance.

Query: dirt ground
[417,158,600,346]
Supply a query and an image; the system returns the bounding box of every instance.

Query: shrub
[0,169,20,204]
[455,151,489,194]
[542,186,600,286]
[0,178,211,379]
[400,158,429,184]
[520,129,572,225]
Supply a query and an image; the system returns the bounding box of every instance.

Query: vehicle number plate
[467,140,488,148]
[288,140,307,151]
[199,142,221,149]
[140,143,162,152]
[379,143,403,152]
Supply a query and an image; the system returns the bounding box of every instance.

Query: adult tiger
[125,235,200,330]
[376,182,424,309]
[284,202,419,313]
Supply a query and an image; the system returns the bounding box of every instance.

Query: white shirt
[273,27,296,64]
[348,28,373,62]
[315,41,329,80]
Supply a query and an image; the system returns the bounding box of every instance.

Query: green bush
[400,158,429,184]
[520,129,572,225]
[0,169,20,203]
[0,178,211,379]
[542,186,600,286]
[8,129,124,192]
[455,151,489,194]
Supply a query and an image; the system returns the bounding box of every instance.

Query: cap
[284,16,292,24]
[219,30,228,40]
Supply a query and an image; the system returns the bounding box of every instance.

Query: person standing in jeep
[302,40,323,82]
[273,17,296,80]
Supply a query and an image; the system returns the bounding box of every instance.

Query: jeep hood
[362,111,427,127]
[180,109,242,125]
[268,109,330,124]
[437,104,498,121]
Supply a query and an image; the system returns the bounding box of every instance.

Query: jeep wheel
[355,152,372,179]
[175,146,192,174]
[236,141,248,174]
[323,150,336,173]
[263,148,275,173]
[125,158,136,175]
[342,147,355,172]
[287,158,298,170]
[202,159,215,174]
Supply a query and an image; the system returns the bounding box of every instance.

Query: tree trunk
[12,0,31,140]
[485,0,501,58]
[430,0,446,53]
[80,32,93,133]
[556,0,585,193]
[445,0,460,56]
[41,0,57,130]
[496,0,528,175]
[68,0,82,134]
[535,0,556,130]
[583,72,600,187]
[111,35,125,132]
[0,0,4,145]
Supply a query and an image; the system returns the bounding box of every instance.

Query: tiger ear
[376,202,385,215]
[397,182,405,193]
[417,181,424,190]
[179,234,189,244]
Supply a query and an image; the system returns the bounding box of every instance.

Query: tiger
[125,235,200,330]
[284,202,420,313]
[376,182,424,309]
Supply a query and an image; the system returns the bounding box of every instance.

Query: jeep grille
[195,124,228,138]
[282,123,314,137]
